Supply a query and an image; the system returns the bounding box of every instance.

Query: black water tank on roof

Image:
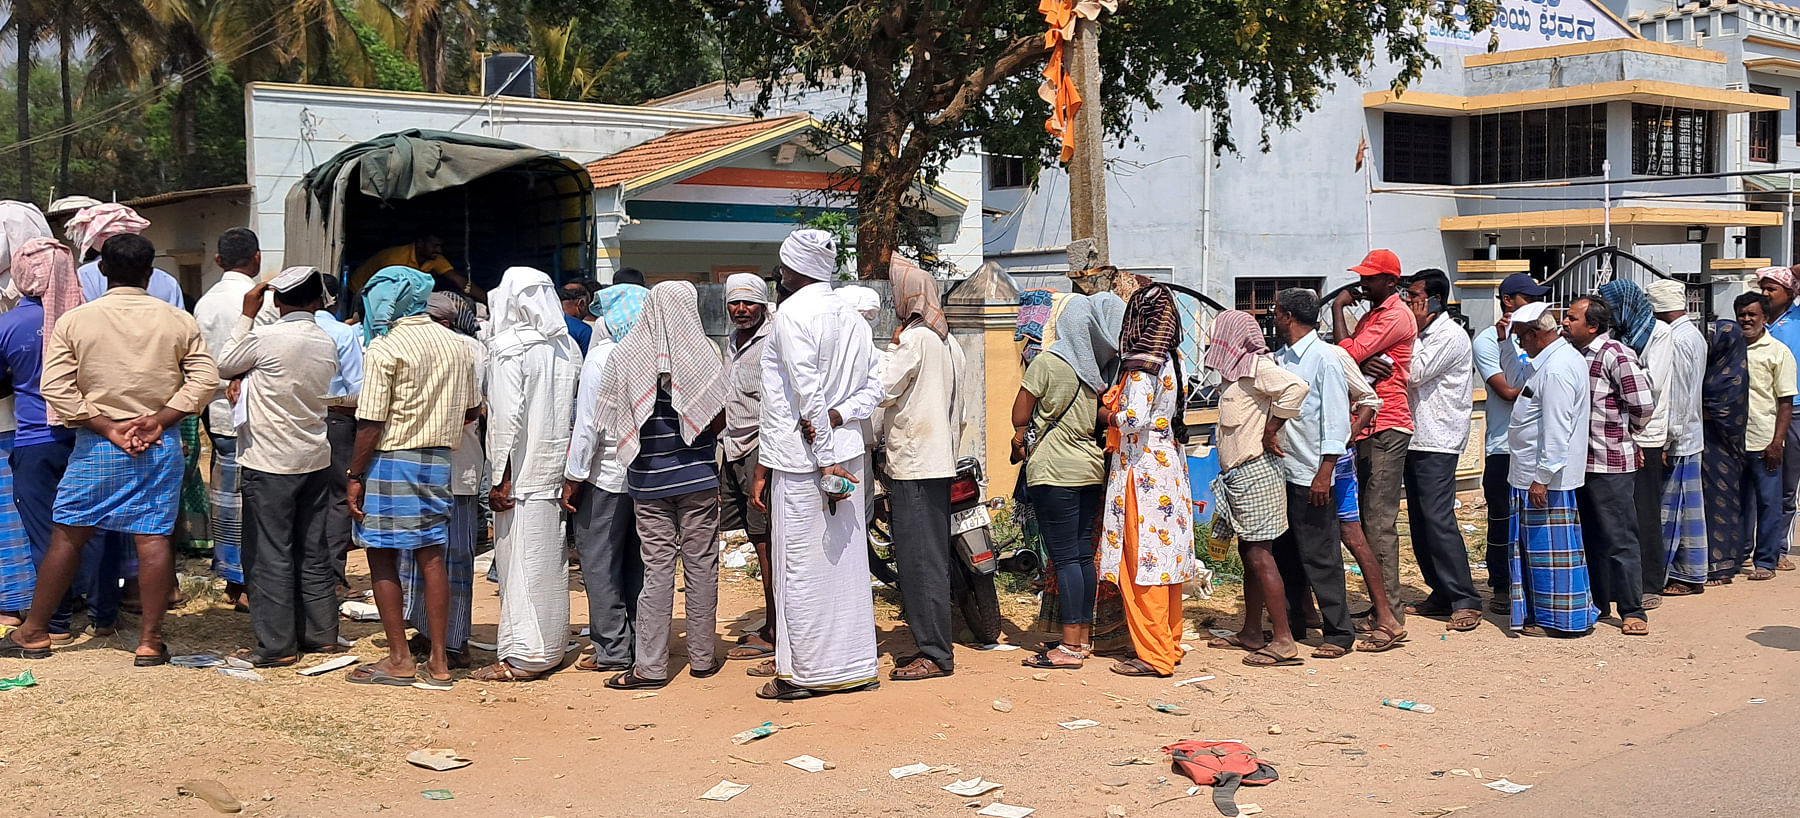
[483,53,537,98]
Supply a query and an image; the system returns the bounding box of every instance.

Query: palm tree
[532,18,603,102]
[43,1,159,195]
[2,0,47,198]
[391,0,476,94]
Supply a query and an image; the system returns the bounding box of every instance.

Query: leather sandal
[890,657,952,681]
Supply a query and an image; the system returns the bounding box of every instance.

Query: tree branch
[926,35,1050,130]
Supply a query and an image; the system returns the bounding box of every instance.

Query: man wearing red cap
[1331,249,1416,632]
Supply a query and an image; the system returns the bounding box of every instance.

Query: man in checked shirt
[1562,295,1655,637]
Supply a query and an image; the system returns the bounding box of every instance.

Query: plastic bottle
[1383,698,1435,714]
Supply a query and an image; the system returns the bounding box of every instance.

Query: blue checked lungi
[1508,487,1599,633]
[399,494,477,649]
[54,427,183,534]
[1332,453,1361,523]
[1662,454,1708,585]
[0,432,35,610]
[354,448,453,551]
[208,433,244,584]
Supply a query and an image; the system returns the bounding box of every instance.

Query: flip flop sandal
[1487,597,1512,615]
[1405,603,1453,617]
[1446,610,1483,632]
[48,631,74,645]
[1311,644,1350,660]
[412,671,454,691]
[575,656,631,673]
[0,633,51,659]
[1109,658,1170,677]
[726,642,774,660]
[756,679,816,700]
[231,649,297,669]
[1662,583,1699,597]
[690,663,725,679]
[1206,633,1269,651]
[1779,557,1797,572]
[1242,647,1302,668]
[1705,577,1733,586]
[1621,618,1650,636]
[1518,625,1551,638]
[132,646,170,667]
[604,670,669,691]
[745,658,777,678]
[1356,628,1407,653]
[1021,647,1084,670]
[470,662,541,682]
[1641,594,1662,610]
[890,659,953,681]
[346,666,416,686]
[1750,568,1777,581]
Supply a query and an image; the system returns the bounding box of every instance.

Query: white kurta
[487,327,581,671]
[759,282,884,689]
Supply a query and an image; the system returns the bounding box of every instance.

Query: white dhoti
[494,495,570,672]
[770,456,879,690]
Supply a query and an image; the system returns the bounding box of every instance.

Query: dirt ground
[6,497,1800,818]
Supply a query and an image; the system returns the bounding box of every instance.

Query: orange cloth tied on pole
[1038,0,1117,163]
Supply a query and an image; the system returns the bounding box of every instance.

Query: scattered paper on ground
[1059,719,1100,730]
[419,789,453,801]
[698,780,750,801]
[337,600,380,621]
[215,667,264,682]
[406,748,472,771]
[171,654,225,669]
[297,655,359,676]
[1240,804,1263,815]
[1483,778,1532,794]
[944,777,1005,797]
[784,755,831,773]
[1174,675,1215,687]
[976,803,1035,818]
[730,722,782,745]
[890,762,932,779]
[177,779,242,814]
[976,643,1021,651]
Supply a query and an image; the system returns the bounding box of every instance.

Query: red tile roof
[584,116,808,189]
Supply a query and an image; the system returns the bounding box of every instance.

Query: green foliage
[791,209,855,281]
[491,0,721,104]
[351,10,426,92]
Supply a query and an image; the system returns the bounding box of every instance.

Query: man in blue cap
[1471,272,1549,611]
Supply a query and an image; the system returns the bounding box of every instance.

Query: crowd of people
[0,199,1789,689]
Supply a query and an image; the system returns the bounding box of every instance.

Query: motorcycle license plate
[950,506,991,536]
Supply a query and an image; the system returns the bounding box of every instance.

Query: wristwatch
[346,470,365,481]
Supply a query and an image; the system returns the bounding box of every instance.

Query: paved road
[1463,688,1800,817]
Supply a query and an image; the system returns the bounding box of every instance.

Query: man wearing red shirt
[1331,249,1417,632]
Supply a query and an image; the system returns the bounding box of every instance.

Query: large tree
[673,0,1496,277]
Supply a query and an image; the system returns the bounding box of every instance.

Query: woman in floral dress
[1099,284,1199,677]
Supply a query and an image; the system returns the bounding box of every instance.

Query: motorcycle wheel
[952,564,1004,646]
[867,497,902,588]
[868,542,902,588]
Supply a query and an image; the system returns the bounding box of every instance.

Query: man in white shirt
[1502,302,1599,636]
[1647,280,1709,593]
[1400,270,1482,631]
[750,229,885,700]
[1471,274,1547,611]
[191,227,262,605]
[214,268,340,666]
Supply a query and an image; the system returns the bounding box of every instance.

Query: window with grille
[1632,104,1718,176]
[1383,113,1453,184]
[1470,104,1608,184]
[1751,87,1779,164]
[1235,277,1326,315]
[988,155,1028,189]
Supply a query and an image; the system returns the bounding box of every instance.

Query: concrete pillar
[944,263,1023,500]
[595,235,622,282]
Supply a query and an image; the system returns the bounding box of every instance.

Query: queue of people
[0,207,1790,686]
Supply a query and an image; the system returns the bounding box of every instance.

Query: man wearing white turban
[717,272,782,662]
[837,285,881,324]
[747,229,885,699]
[1647,279,1709,597]
[64,203,186,307]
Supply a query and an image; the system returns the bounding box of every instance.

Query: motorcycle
[865,449,1038,646]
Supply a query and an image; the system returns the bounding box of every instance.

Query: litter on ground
[889,762,932,779]
[297,655,359,676]
[698,780,750,801]
[784,755,832,773]
[405,748,472,771]
[943,777,1005,797]
[1058,719,1100,730]
[976,803,1035,818]
[1483,779,1532,794]
[419,790,453,801]
[0,669,36,690]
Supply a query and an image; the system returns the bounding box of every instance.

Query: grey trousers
[574,486,642,667]
[240,467,337,658]
[633,489,720,679]
[1404,450,1482,612]
[891,477,955,670]
[1274,482,1353,649]
[1356,429,1410,621]
[324,412,356,587]
[1577,471,1645,620]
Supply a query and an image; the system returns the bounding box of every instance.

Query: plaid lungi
[354,447,453,551]
[1662,454,1708,585]
[53,427,183,534]
[1209,453,1287,543]
[208,433,243,583]
[399,493,477,648]
[1508,487,1599,633]
[0,432,34,610]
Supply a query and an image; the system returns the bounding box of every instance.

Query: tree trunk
[15,20,34,200]
[57,20,71,197]
[171,76,199,189]
[855,72,918,280]
[421,17,444,93]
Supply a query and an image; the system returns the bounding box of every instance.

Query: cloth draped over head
[1756,266,1796,298]
[594,283,648,342]
[1647,279,1687,314]
[427,291,480,337]
[361,265,434,343]
[487,266,577,358]
[837,284,881,322]
[1703,318,1748,450]
[595,280,726,463]
[13,237,82,422]
[0,201,51,277]
[1121,283,1182,375]
[888,256,948,339]
[63,202,149,257]
[780,229,838,281]
[1049,292,1127,392]
[1016,289,1055,343]
[1596,279,1654,355]
[725,272,770,305]
[1203,309,1268,382]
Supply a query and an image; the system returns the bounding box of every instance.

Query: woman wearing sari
[1701,319,1751,585]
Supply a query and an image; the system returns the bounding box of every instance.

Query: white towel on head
[780,229,838,281]
[1647,279,1686,313]
[725,272,769,305]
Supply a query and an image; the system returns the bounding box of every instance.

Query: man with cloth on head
[747,228,885,700]
[193,227,267,607]
[1602,278,1669,610]
[214,266,341,667]
[0,234,219,665]
[1756,265,1800,572]
[0,203,53,627]
[596,280,727,691]
[344,266,480,690]
[472,267,582,683]
[64,203,185,307]
[718,272,781,663]
[1647,279,1709,596]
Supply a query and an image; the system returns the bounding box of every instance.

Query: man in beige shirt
[0,234,218,666]
[215,268,340,666]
